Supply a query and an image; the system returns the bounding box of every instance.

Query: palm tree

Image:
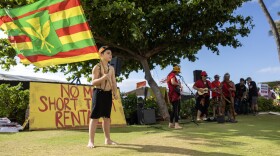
[258,0,280,61]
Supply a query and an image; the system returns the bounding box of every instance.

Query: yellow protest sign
[29,82,126,130]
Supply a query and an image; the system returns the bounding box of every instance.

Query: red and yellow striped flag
[0,0,99,67]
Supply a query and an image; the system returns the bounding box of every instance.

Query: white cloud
[116,77,197,94]
[257,66,280,73]
[0,64,67,81]
[0,58,75,83]
[117,78,146,92]
[0,30,7,39]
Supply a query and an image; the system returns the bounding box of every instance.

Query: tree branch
[258,0,280,62]
[94,35,143,60]
[113,52,137,61]
[145,44,169,58]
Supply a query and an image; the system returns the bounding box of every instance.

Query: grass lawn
[0,115,280,156]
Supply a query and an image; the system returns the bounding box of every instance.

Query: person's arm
[230,82,236,92]
[92,65,109,86]
[235,84,238,94]
[241,87,247,99]
[193,82,204,93]
[253,82,258,91]
[171,77,180,86]
[111,67,118,100]
[208,81,212,90]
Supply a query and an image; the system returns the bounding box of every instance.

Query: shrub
[0,83,29,124]
[121,93,137,120]
[180,98,196,119]
[258,96,280,112]
[144,97,159,116]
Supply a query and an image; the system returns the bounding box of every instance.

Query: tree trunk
[258,0,280,61]
[139,58,170,121]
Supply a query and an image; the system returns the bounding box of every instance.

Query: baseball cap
[201,71,207,76]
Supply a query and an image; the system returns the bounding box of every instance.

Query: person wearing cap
[193,71,212,121]
[221,73,237,123]
[246,77,258,115]
[211,74,222,118]
[88,46,118,148]
[235,78,248,115]
[167,65,183,129]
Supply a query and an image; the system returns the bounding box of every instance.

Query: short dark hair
[246,77,252,81]
[99,46,111,54]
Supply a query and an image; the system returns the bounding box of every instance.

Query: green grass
[1,115,280,156]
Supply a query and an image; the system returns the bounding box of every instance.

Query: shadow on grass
[67,124,170,134]
[103,143,241,156]
[165,115,280,147]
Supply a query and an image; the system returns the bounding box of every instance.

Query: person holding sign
[87,46,118,148]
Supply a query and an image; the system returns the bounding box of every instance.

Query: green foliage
[0,39,17,70]
[0,83,29,124]
[121,93,137,118]
[180,98,196,119]
[258,96,280,112]
[0,0,37,8]
[144,97,159,116]
[0,0,253,82]
[121,94,160,119]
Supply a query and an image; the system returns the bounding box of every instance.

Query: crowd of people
[192,72,258,123]
[166,65,278,128]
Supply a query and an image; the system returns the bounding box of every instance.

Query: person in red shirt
[193,71,212,121]
[167,65,183,129]
[211,75,222,118]
[221,73,237,123]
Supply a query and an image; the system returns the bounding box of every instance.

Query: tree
[269,12,280,42]
[0,0,253,120]
[0,83,29,124]
[258,0,280,61]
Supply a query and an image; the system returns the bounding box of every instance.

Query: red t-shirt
[193,79,211,96]
[167,72,180,102]
[221,81,235,97]
[211,80,221,97]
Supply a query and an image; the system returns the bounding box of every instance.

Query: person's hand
[199,88,204,93]
[113,94,118,100]
[102,73,109,80]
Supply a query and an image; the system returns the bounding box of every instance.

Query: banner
[260,84,269,97]
[136,81,146,89]
[0,0,99,67]
[29,82,126,130]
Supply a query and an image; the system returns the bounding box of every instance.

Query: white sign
[260,84,268,96]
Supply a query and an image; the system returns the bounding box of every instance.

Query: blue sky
[0,0,280,92]
[118,0,280,92]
